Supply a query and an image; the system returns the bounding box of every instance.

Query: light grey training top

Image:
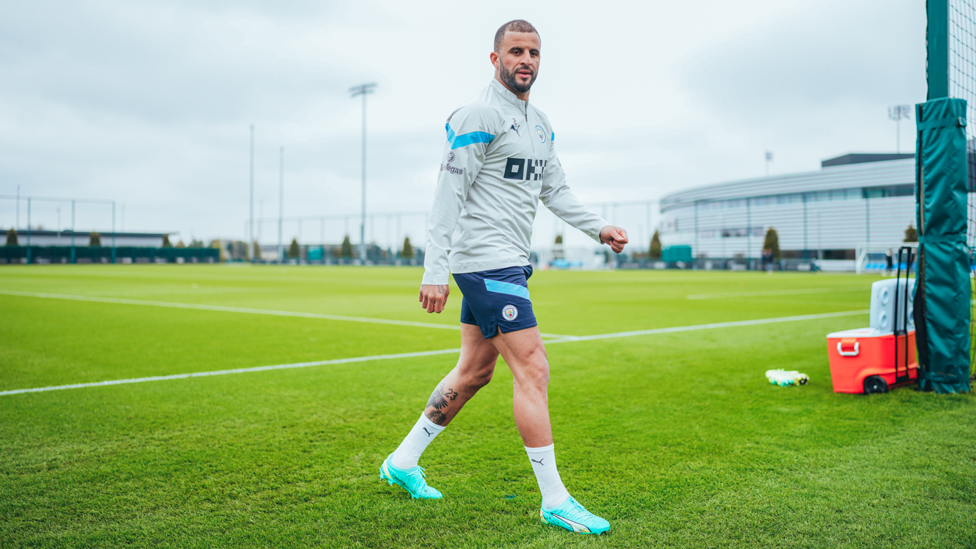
[421,79,608,285]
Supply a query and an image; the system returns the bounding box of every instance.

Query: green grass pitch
[1,265,974,548]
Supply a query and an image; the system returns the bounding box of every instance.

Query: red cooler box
[826,327,918,394]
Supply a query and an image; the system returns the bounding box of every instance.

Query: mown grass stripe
[0,289,460,330]
[0,289,570,339]
[686,288,866,300]
[0,310,868,397]
[545,309,870,342]
[0,348,463,396]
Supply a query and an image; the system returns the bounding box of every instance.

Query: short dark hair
[493,20,540,52]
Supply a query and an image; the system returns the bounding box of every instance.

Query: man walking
[380,19,628,536]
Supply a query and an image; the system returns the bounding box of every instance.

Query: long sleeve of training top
[422,79,609,286]
[421,103,492,285]
[539,140,607,243]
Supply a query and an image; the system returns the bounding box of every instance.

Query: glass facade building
[658,157,915,262]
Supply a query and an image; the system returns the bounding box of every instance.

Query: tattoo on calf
[427,383,449,410]
[427,383,458,410]
[424,382,459,426]
[426,409,448,425]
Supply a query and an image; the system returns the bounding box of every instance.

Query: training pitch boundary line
[0,290,568,339]
[0,309,869,397]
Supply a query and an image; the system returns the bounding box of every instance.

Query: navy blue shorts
[453,265,537,339]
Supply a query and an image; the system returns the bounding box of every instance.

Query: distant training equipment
[765,369,810,387]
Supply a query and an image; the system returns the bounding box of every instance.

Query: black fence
[0,246,219,265]
[613,257,821,272]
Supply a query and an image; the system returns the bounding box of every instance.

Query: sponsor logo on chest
[503,158,547,181]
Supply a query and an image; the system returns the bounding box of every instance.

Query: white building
[658,154,915,266]
[7,230,174,247]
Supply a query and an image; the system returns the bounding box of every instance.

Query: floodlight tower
[278,147,284,263]
[888,105,912,154]
[350,83,377,262]
[249,124,255,263]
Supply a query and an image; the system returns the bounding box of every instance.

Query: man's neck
[494,74,529,102]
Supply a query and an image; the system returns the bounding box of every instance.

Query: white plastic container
[870,278,914,333]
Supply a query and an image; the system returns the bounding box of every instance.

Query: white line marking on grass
[0,309,868,397]
[0,289,462,331]
[544,309,870,343]
[686,288,865,300]
[0,348,463,396]
[0,289,571,339]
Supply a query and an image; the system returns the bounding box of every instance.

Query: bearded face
[492,31,541,97]
[499,59,537,94]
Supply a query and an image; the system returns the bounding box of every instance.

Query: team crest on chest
[535,125,546,143]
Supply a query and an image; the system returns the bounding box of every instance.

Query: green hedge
[0,246,219,264]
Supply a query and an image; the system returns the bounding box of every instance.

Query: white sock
[525,444,570,509]
[390,414,445,469]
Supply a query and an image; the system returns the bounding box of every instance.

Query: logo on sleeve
[441,151,463,175]
[536,125,546,142]
[502,305,518,321]
[503,158,547,181]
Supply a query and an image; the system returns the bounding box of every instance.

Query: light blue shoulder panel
[445,123,494,150]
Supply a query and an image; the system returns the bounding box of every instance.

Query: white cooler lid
[827,327,884,339]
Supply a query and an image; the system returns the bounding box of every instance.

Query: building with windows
[4,229,175,248]
[658,154,915,268]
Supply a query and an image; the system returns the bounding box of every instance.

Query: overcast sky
[0,0,925,249]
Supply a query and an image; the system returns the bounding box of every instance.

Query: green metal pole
[747,197,751,267]
[866,195,870,247]
[111,202,116,264]
[26,198,31,265]
[803,194,808,259]
[928,0,950,100]
[70,200,76,264]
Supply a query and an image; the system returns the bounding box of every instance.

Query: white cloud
[0,0,926,250]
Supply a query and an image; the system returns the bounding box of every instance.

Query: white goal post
[854,242,918,274]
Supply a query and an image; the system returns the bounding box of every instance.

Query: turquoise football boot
[540,496,610,534]
[380,454,442,499]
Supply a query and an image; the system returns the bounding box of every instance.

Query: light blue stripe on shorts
[484,279,531,301]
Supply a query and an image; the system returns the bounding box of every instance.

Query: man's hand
[600,225,629,253]
[419,284,450,313]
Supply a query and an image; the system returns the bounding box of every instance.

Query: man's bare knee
[459,356,497,393]
[514,356,549,391]
[471,368,494,389]
[474,355,498,386]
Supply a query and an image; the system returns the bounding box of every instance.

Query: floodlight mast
[249,124,255,263]
[888,105,912,154]
[278,147,284,263]
[350,83,377,263]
